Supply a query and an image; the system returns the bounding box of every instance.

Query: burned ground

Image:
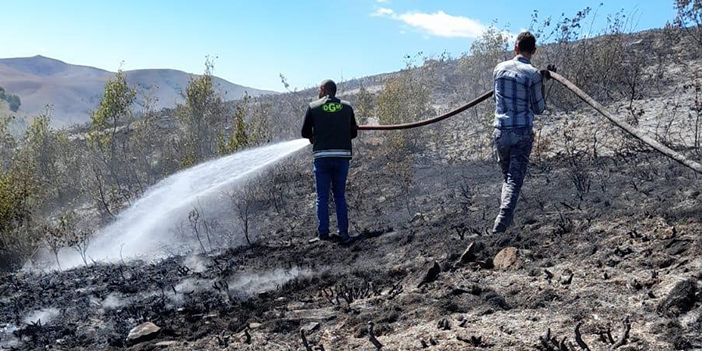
[1,128,700,350]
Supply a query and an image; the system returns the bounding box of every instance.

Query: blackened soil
[1,143,701,350]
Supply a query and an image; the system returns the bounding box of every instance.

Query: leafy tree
[217,94,250,155]
[87,70,137,215]
[457,23,510,95]
[0,87,21,112]
[0,116,17,170]
[28,110,82,207]
[89,70,137,166]
[6,95,20,112]
[376,66,431,215]
[233,102,250,150]
[0,166,34,236]
[0,156,39,262]
[248,100,272,146]
[0,109,84,265]
[177,59,228,166]
[129,95,165,187]
[23,110,63,202]
[376,63,431,150]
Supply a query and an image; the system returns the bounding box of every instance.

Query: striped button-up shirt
[493,56,545,129]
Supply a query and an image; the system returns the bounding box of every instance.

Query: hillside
[0,109,700,350]
[0,20,701,351]
[0,56,276,127]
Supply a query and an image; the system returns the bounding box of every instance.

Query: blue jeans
[493,127,533,231]
[314,158,349,235]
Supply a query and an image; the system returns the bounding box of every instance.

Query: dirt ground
[1,124,701,350]
[2,47,702,350]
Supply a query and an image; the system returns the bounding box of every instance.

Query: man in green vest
[301,79,358,244]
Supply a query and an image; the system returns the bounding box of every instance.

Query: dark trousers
[314,157,349,235]
[493,127,533,231]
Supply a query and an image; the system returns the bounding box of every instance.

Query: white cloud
[371,7,394,17]
[397,11,486,38]
[377,0,390,3]
[372,9,487,39]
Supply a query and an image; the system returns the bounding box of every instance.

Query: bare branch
[610,317,630,349]
[300,330,313,351]
[368,322,383,350]
[574,322,590,351]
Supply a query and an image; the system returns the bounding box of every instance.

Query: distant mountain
[0,56,276,127]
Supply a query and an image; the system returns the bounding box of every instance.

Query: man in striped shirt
[491,31,554,233]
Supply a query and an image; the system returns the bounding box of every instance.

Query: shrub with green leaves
[0,86,21,112]
[0,157,40,264]
[176,59,228,166]
[376,64,431,215]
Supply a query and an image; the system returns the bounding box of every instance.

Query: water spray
[57,139,309,269]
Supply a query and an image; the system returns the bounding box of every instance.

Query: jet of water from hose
[56,139,309,269]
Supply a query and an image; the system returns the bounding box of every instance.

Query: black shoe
[338,233,354,245]
[318,231,330,240]
[491,222,508,234]
[308,231,330,243]
[492,211,514,234]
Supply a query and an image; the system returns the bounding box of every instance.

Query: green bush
[0,157,40,265]
[0,87,21,112]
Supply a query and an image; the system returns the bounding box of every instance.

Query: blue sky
[1,1,677,92]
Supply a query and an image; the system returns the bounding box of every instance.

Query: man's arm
[301,106,314,142]
[535,65,556,114]
[541,65,556,103]
[349,107,358,139]
[530,73,546,115]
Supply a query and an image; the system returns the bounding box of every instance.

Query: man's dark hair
[321,79,337,97]
[516,31,536,53]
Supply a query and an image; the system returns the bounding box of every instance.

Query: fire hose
[358,71,702,175]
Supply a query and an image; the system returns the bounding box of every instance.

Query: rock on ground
[493,247,520,270]
[417,261,442,288]
[457,241,477,264]
[126,322,161,345]
[657,279,699,317]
